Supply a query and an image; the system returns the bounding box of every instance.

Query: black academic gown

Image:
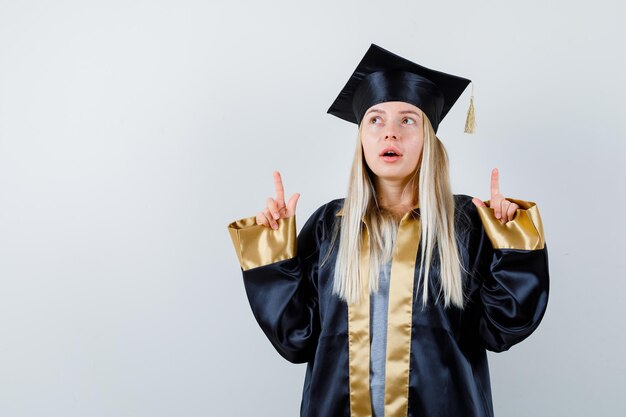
[227,194,549,417]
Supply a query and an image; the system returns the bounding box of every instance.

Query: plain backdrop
[1,0,625,416]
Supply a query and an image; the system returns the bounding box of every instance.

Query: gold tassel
[464,82,476,134]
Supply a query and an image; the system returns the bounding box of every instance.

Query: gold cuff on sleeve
[227,215,297,271]
[476,198,545,250]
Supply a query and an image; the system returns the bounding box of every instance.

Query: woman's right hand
[256,171,300,229]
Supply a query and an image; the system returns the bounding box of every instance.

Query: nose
[384,125,399,140]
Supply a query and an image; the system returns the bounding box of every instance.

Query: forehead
[365,101,423,115]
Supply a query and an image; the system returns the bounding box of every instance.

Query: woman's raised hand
[472,168,520,224]
[256,171,300,229]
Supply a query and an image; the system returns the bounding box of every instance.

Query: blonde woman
[227,44,549,417]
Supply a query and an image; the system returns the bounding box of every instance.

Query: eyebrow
[365,108,422,117]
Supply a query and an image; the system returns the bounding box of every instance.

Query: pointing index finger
[274,171,285,205]
[491,168,500,200]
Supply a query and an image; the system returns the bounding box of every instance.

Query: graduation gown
[227,194,549,417]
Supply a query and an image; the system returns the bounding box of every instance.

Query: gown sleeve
[469,198,550,352]
[226,206,325,364]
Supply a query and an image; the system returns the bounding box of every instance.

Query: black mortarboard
[327,43,475,133]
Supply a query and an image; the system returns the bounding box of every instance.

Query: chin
[373,170,412,181]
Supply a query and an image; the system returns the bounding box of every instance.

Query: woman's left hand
[472,168,519,224]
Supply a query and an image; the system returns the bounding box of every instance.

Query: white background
[1,0,625,416]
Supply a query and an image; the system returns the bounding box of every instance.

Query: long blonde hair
[321,115,466,308]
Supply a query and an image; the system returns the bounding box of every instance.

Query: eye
[402,118,415,125]
[369,116,381,124]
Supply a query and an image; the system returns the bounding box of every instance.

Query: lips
[380,146,403,163]
[379,146,403,157]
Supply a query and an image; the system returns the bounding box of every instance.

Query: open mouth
[380,147,403,161]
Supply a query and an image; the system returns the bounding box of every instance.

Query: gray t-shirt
[370,260,392,417]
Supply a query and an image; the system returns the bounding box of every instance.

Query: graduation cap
[327,43,475,133]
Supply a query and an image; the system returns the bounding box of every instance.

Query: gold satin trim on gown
[384,210,420,417]
[339,202,420,417]
[348,223,372,417]
[477,198,545,250]
[227,215,297,271]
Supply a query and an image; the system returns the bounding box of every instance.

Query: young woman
[227,44,549,417]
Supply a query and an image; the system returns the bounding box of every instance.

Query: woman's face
[360,101,424,182]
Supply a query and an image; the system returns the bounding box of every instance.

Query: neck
[374,176,418,213]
